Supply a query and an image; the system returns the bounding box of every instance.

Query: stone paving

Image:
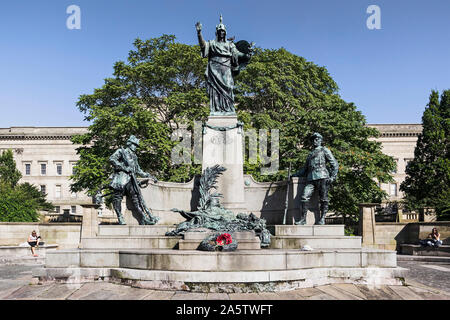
[0,262,450,301]
[397,260,450,294]
[0,256,449,300]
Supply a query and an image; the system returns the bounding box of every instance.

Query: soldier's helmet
[216,14,226,35]
[311,132,323,141]
[126,135,140,147]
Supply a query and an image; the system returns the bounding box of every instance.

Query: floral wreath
[198,232,238,252]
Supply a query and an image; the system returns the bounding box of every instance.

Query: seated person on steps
[28,230,43,257]
[419,227,443,248]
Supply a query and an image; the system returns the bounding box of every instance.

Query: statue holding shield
[196,15,254,115]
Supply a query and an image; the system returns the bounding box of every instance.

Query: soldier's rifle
[282,162,292,225]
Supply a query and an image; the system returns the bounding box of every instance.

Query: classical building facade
[0,124,422,219]
[0,127,93,217]
[367,124,422,201]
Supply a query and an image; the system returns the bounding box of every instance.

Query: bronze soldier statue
[293,133,338,225]
[109,135,159,225]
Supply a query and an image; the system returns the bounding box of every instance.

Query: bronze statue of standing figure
[293,133,338,225]
[109,135,159,225]
[196,15,254,115]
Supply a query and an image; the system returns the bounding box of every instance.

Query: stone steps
[267,224,360,249]
[268,225,345,236]
[179,229,261,250]
[400,244,450,257]
[0,255,46,265]
[0,244,58,257]
[80,236,181,249]
[37,223,403,291]
[98,225,175,236]
[44,248,398,271]
[178,238,260,250]
[269,236,362,249]
[34,266,406,291]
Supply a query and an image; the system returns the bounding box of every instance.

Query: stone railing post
[397,208,403,223]
[359,203,378,247]
[81,204,101,239]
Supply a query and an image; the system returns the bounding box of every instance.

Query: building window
[389,183,398,197]
[40,185,46,195]
[71,206,76,214]
[40,163,47,175]
[72,165,77,175]
[55,185,62,199]
[25,163,31,175]
[56,163,62,175]
[54,206,60,213]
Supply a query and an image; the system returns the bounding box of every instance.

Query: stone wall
[372,223,410,250]
[0,222,81,249]
[137,175,319,226]
[359,207,450,251]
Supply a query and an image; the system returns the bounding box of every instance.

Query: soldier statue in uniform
[109,135,160,225]
[293,133,338,225]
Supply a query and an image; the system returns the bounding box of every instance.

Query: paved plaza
[0,256,449,300]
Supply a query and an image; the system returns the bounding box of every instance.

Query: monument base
[179,229,261,250]
[202,115,245,214]
[39,224,405,292]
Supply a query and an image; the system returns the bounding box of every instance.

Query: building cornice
[0,125,423,140]
[0,127,88,141]
[0,135,74,140]
[367,124,422,138]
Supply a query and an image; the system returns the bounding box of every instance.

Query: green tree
[236,48,395,221]
[71,35,208,195]
[0,150,54,222]
[72,35,395,222]
[400,90,450,219]
[0,149,21,187]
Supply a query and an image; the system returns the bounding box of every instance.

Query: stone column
[418,208,425,222]
[359,203,377,247]
[398,208,404,222]
[81,204,101,239]
[202,115,246,213]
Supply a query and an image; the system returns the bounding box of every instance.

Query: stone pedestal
[81,204,101,239]
[202,115,245,213]
[359,203,377,247]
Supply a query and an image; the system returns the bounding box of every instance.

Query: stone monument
[166,165,271,248]
[33,19,406,293]
[196,15,254,213]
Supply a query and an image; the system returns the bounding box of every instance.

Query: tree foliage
[236,47,394,220]
[0,150,54,222]
[0,149,21,188]
[72,35,395,221]
[71,35,208,194]
[400,90,450,219]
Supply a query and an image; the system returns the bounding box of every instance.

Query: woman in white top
[27,230,41,257]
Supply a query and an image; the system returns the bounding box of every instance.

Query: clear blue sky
[0,0,449,127]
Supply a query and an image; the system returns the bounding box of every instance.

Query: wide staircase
[35,224,405,292]
[268,225,361,249]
